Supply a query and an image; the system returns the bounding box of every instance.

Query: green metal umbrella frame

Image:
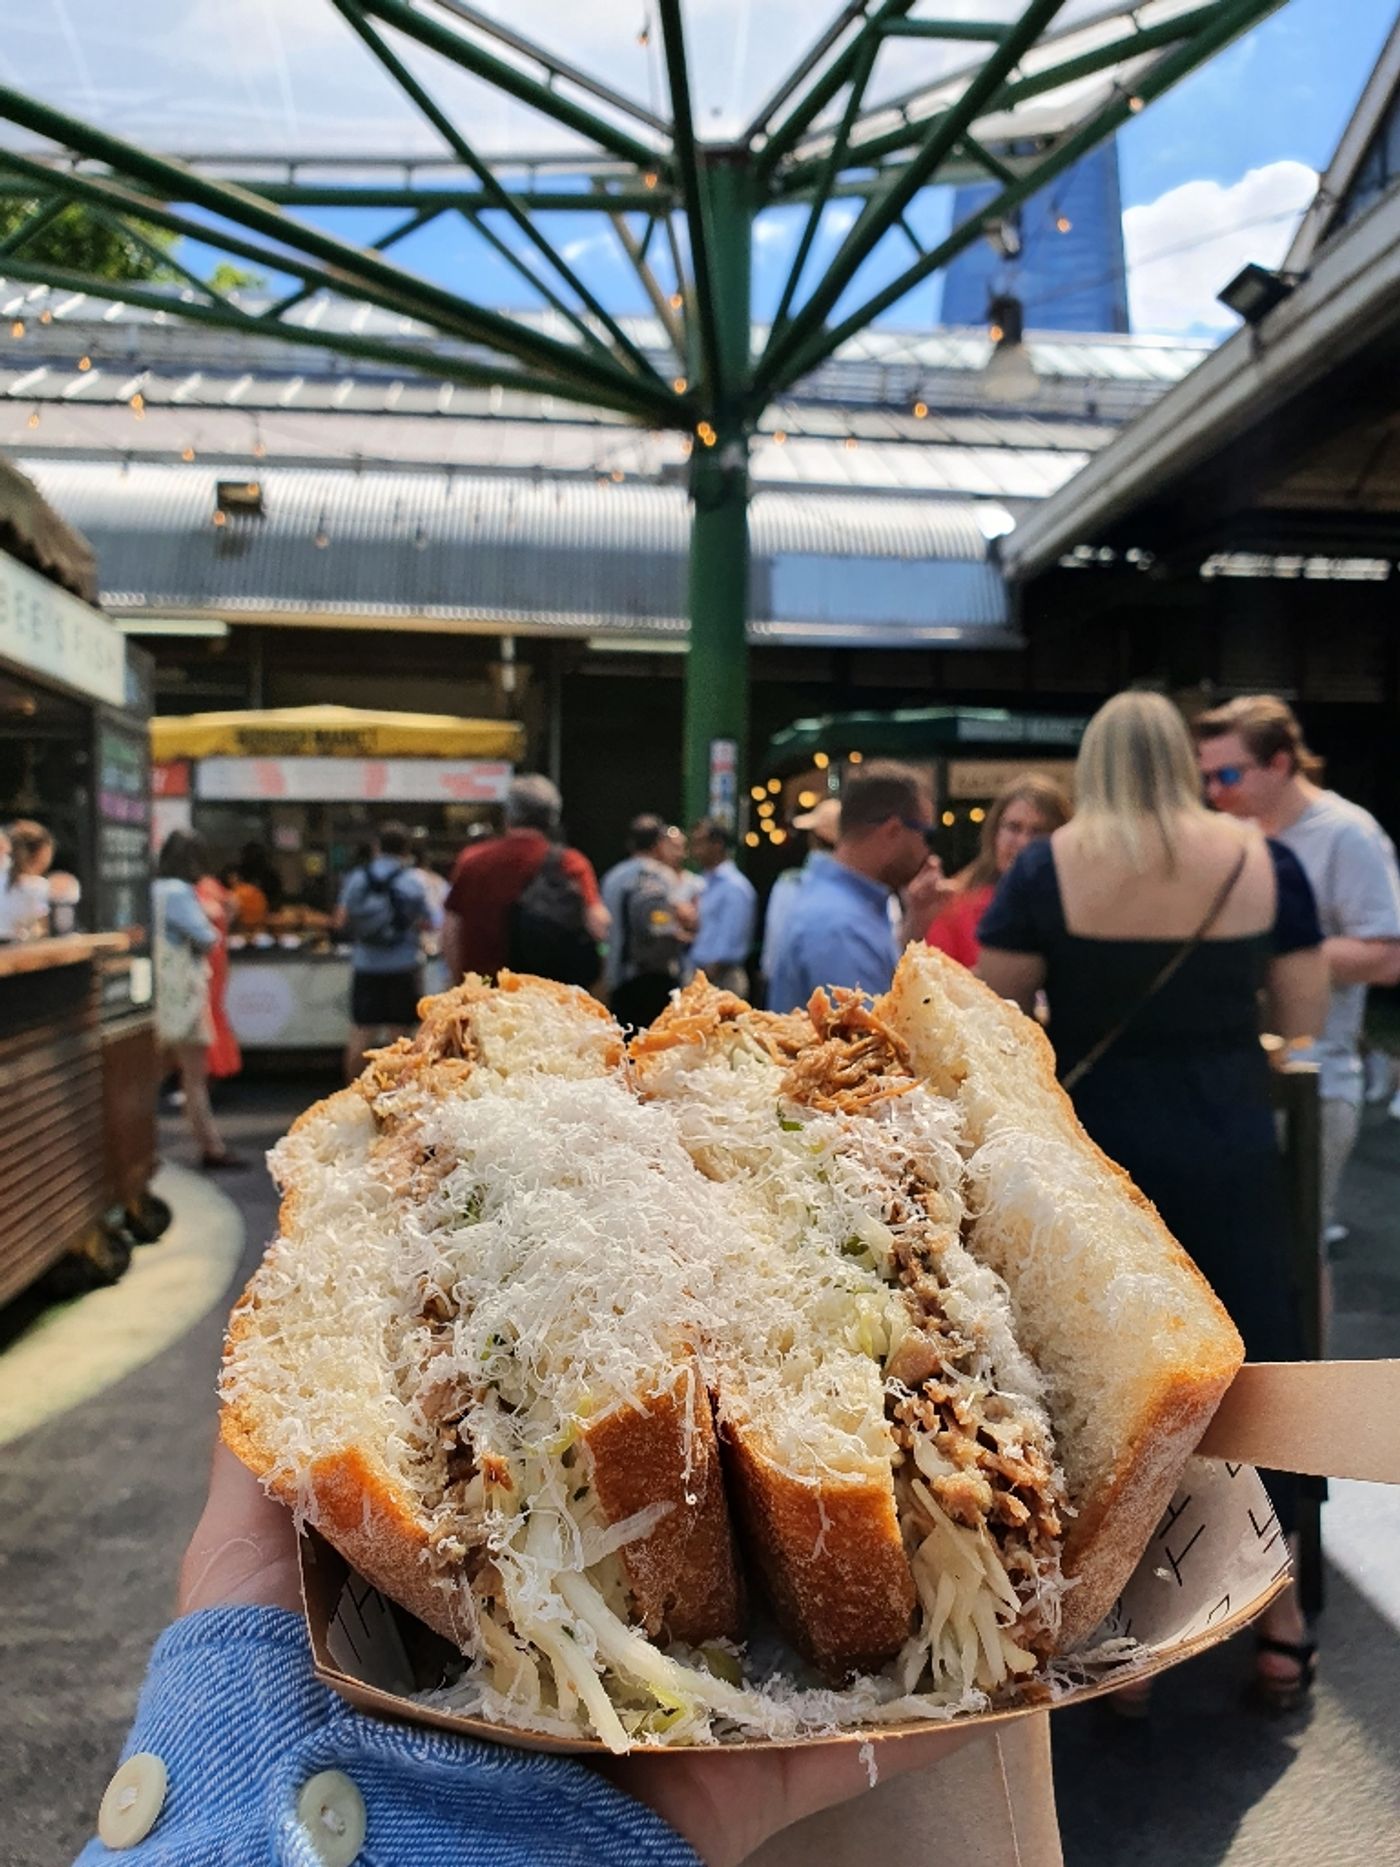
[0,0,1284,817]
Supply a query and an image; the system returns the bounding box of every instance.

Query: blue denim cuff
[76,1605,702,1867]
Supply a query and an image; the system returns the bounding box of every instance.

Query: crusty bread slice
[580,1370,741,1645]
[723,1429,917,1675]
[882,946,1244,1646]
[222,976,741,1671]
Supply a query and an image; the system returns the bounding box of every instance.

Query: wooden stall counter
[0,931,130,978]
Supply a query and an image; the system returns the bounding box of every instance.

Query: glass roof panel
[2,0,1217,161]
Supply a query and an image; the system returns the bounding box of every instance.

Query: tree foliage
[0,198,180,281]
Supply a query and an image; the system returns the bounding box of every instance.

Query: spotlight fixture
[1216,262,1295,326]
[216,480,265,518]
[982,292,1038,405]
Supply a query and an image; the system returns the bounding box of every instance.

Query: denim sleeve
[76,1608,701,1867]
[161,882,218,953]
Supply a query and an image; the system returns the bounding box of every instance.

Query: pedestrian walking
[606,817,693,1030]
[759,797,839,999]
[767,762,938,1013]
[1196,695,1400,1248]
[339,823,431,1079]
[684,818,757,995]
[153,831,240,1171]
[195,864,242,1084]
[441,775,608,986]
[923,772,1072,968]
[977,691,1328,1712]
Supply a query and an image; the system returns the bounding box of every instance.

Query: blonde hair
[1073,692,1206,872]
[1194,693,1324,779]
[964,771,1073,888]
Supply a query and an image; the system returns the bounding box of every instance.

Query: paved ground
[1,1077,1397,1866]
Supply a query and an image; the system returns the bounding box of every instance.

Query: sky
[4,0,1399,346]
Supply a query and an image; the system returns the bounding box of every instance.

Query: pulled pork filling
[774,988,1066,1663]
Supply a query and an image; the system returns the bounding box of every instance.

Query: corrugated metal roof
[23,459,1012,648]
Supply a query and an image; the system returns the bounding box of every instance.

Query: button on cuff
[97,1753,168,1850]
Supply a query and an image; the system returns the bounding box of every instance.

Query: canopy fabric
[765,705,1089,770]
[150,704,524,762]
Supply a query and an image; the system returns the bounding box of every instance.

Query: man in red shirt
[441,774,608,981]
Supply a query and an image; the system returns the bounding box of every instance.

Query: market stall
[0,456,159,1301]
[150,705,522,1055]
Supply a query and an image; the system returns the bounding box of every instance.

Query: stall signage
[152,760,191,798]
[194,756,513,803]
[0,550,126,707]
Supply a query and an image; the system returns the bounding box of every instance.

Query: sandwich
[221,957,1242,1750]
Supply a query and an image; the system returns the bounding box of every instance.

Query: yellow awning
[150,704,524,762]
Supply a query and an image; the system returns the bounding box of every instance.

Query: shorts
[351,967,423,1031]
[1319,1094,1363,1233]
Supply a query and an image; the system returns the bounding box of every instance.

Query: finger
[178,1442,302,1616]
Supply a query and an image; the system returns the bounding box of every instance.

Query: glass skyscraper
[940,138,1129,334]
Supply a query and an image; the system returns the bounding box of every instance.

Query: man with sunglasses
[1197,695,1400,1247]
[767,761,940,1013]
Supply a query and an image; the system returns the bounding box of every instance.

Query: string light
[758,799,775,818]
[797,790,818,808]
[813,752,829,770]
[668,291,683,309]
[1127,95,1144,112]
[970,807,986,823]
[26,408,40,429]
[847,750,863,764]
[744,830,760,848]
[1055,215,1072,234]
[750,784,766,802]
[941,810,955,827]
[912,400,928,419]
[766,777,782,793]
[181,445,196,462]
[772,429,787,446]
[643,171,660,190]
[211,509,227,528]
[771,829,788,845]
[77,354,92,371]
[10,319,24,339]
[672,375,688,394]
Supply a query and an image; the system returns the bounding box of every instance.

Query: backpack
[345,864,415,950]
[507,848,599,986]
[622,867,685,978]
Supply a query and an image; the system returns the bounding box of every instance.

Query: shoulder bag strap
[1062,846,1248,1094]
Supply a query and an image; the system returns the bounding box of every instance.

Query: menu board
[93,713,151,945]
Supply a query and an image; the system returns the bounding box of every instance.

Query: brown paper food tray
[302,1362,1399,1748]
[296,1363,1397,1867]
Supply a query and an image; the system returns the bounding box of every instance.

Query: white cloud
[1124,160,1317,337]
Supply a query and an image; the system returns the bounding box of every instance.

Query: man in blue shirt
[768,762,938,1014]
[685,818,758,995]
[338,823,431,1078]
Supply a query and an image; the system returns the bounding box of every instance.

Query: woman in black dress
[975,691,1328,1712]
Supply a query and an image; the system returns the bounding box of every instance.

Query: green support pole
[682,154,752,834]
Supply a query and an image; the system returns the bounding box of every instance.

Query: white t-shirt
[0,873,50,941]
[1276,790,1400,1103]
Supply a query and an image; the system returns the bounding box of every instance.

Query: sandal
[1250,1635,1317,1715]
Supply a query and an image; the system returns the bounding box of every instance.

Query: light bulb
[773,429,787,445]
[750,784,766,802]
[813,753,829,771]
[181,445,196,462]
[913,401,928,419]
[672,376,687,394]
[78,354,92,371]
[766,777,782,793]
[1056,215,1072,234]
[26,409,40,429]
[668,291,683,309]
[847,750,863,764]
[10,319,24,339]
[744,831,760,848]
[941,810,955,827]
